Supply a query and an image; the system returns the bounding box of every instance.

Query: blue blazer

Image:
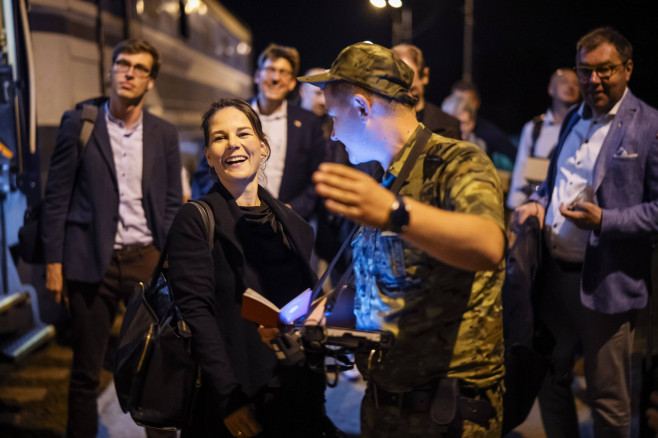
[42,103,182,283]
[192,102,325,220]
[532,90,658,313]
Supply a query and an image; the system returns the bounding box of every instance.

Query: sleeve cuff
[221,386,252,418]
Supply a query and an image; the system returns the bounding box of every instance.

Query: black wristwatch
[384,195,410,233]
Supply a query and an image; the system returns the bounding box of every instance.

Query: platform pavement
[97,372,599,438]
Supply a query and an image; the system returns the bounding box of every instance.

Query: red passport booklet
[241,288,312,327]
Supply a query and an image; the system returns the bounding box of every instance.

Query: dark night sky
[218,0,657,137]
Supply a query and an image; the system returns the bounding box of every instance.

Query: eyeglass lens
[114,60,150,77]
[264,67,292,78]
[575,63,623,80]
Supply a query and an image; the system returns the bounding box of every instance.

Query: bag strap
[147,200,215,290]
[390,126,432,194]
[79,104,98,152]
[529,113,544,158]
[189,200,215,251]
[64,103,98,191]
[307,125,434,309]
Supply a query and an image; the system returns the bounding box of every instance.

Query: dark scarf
[237,200,307,308]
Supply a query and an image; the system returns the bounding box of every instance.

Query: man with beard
[514,27,658,438]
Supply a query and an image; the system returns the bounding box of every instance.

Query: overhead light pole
[462,0,473,82]
[369,0,412,46]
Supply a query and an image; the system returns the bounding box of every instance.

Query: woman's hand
[224,404,261,437]
[257,325,280,349]
[646,391,658,434]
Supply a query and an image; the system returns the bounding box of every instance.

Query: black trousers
[66,244,160,438]
[181,365,327,438]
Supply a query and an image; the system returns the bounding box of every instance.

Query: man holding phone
[513,27,658,438]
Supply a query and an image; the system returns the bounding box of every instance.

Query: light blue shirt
[105,103,152,248]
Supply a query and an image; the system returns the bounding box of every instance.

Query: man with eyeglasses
[192,43,325,221]
[41,39,181,438]
[513,27,658,437]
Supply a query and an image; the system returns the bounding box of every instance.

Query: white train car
[26,0,253,190]
[0,0,253,359]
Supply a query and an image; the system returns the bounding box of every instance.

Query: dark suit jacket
[191,102,325,220]
[278,104,326,219]
[167,184,322,434]
[42,102,182,283]
[419,101,461,140]
[531,90,658,313]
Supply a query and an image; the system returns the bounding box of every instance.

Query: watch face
[388,195,410,233]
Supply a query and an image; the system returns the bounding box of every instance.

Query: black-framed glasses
[113,59,151,78]
[262,66,294,79]
[573,62,626,81]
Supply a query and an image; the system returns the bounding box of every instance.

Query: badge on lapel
[294,120,302,128]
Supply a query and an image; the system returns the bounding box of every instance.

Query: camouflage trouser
[360,381,503,438]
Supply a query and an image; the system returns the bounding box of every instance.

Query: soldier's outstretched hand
[313,163,395,229]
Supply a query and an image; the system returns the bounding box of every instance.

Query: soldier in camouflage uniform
[299,42,506,437]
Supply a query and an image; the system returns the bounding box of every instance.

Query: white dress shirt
[253,100,288,198]
[544,89,628,262]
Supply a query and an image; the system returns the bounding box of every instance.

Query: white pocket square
[613,147,638,159]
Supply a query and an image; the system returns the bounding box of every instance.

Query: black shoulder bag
[114,200,214,430]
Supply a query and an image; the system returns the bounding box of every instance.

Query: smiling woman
[201,100,271,206]
[165,100,335,437]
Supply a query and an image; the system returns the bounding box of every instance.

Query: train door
[0,0,55,361]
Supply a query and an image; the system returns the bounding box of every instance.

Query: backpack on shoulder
[17,102,99,263]
[114,200,214,430]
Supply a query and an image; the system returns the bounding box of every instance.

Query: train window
[144,0,159,17]
[139,0,179,39]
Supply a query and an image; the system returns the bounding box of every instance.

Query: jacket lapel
[592,91,637,193]
[142,112,156,195]
[281,105,302,197]
[94,106,118,184]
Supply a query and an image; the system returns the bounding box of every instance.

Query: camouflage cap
[297,42,415,104]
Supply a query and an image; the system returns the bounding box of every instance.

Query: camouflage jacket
[353,124,506,391]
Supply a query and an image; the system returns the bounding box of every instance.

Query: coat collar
[202,182,312,263]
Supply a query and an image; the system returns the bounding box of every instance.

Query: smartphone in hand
[568,185,594,210]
